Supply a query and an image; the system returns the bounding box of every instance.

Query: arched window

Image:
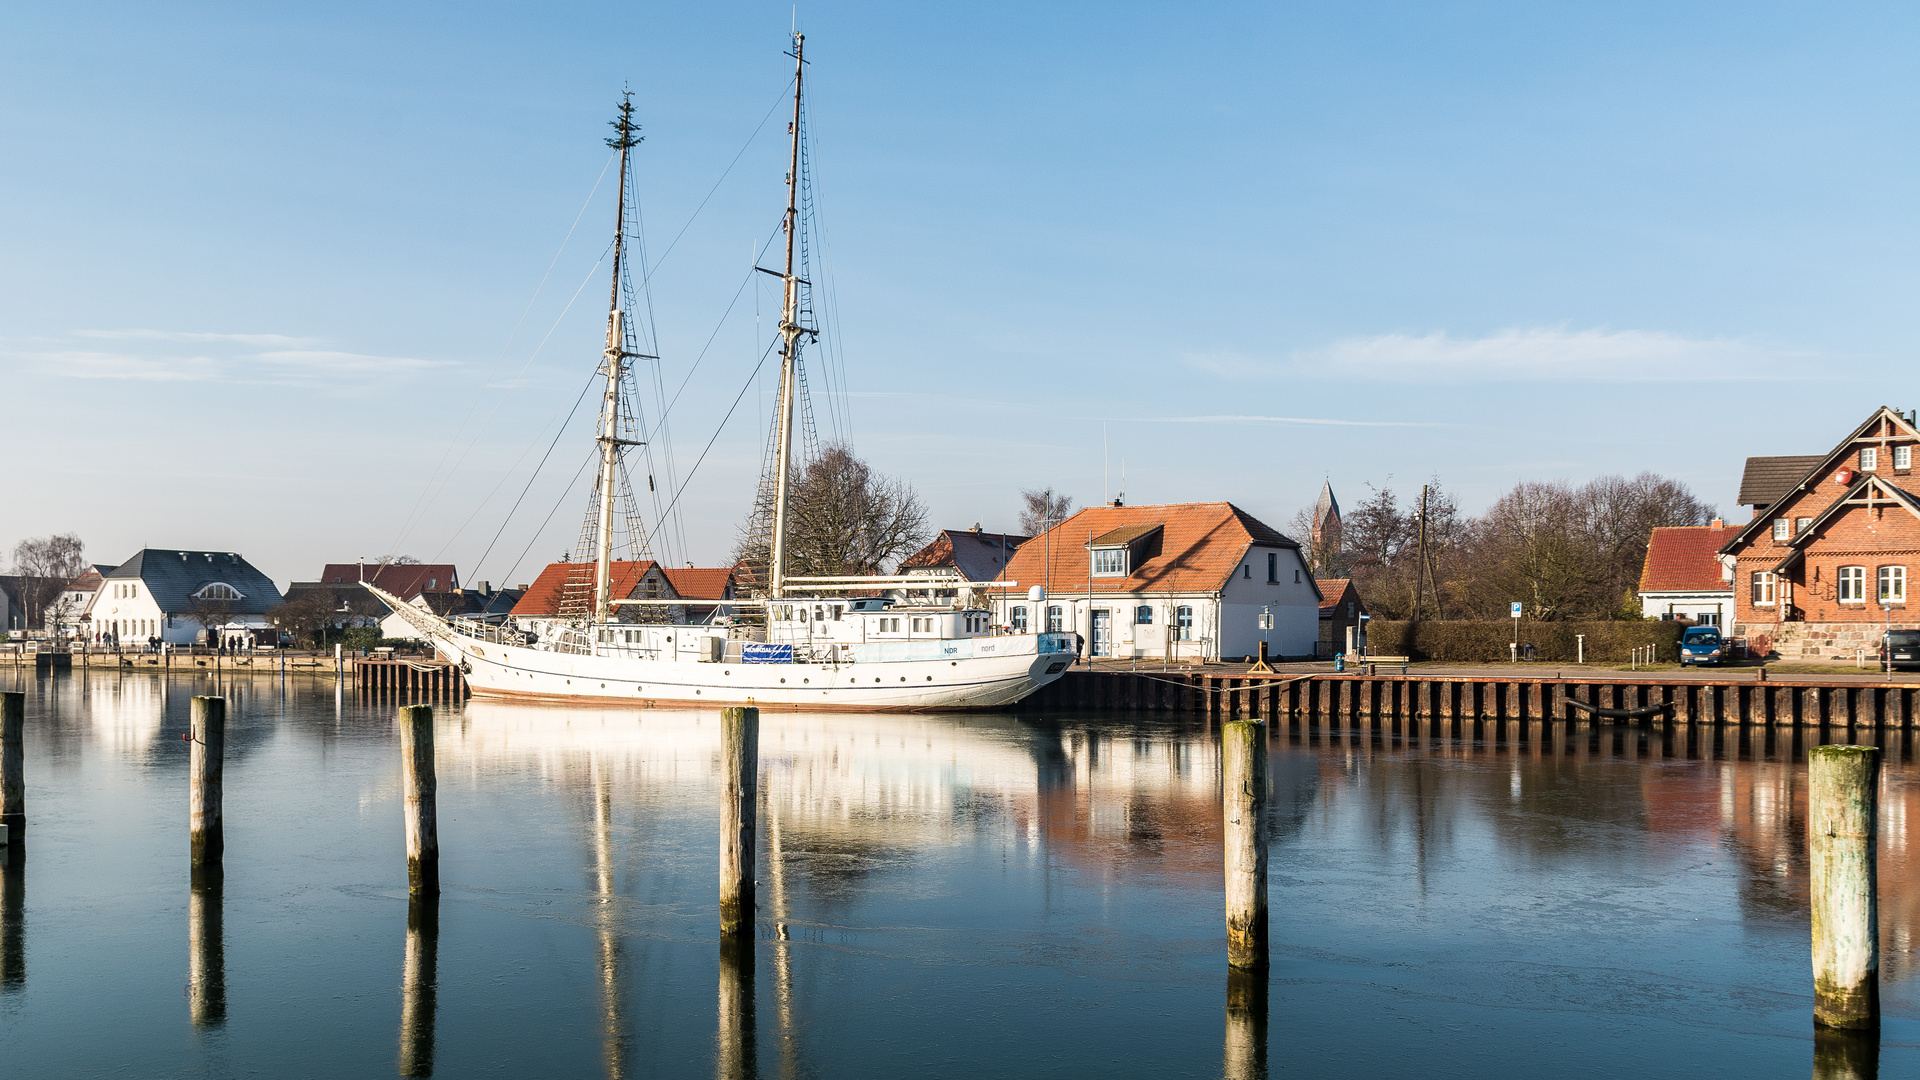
[1175,605,1194,641]
[194,583,242,601]
[1837,566,1866,603]
[1134,605,1153,625]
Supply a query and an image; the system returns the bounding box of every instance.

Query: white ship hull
[387,601,1075,711]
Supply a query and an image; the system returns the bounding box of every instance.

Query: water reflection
[188,867,225,1026]
[1223,967,1267,1080]
[399,897,438,1077]
[717,937,756,1080]
[1812,1027,1879,1080]
[2,849,22,993]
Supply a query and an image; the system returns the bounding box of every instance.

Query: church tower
[1311,481,1342,574]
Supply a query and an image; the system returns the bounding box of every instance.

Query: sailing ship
[369,35,1078,710]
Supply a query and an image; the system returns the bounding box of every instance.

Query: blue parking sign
[1510,602,1522,618]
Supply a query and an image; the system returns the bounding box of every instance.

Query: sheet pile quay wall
[1019,669,1920,728]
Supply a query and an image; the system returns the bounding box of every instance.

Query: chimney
[1710,518,1724,530]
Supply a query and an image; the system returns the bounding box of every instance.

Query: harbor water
[1,671,1916,1077]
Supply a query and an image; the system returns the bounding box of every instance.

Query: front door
[1091,609,1111,657]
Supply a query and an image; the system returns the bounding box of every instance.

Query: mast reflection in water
[0,674,1916,1077]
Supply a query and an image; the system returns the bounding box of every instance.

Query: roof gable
[510,560,664,617]
[1723,406,1920,554]
[103,549,284,615]
[318,563,458,600]
[661,567,736,601]
[899,529,1028,582]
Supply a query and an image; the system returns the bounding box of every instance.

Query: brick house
[1636,523,1737,625]
[1314,578,1366,658]
[1720,406,1920,658]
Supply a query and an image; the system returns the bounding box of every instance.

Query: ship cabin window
[1011,606,1028,632]
[813,605,825,622]
[832,605,843,621]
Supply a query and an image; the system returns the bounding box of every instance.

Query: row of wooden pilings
[1025,669,1920,727]
[353,658,468,700]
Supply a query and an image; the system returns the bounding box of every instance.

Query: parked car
[1882,629,1920,671]
[1678,626,1725,666]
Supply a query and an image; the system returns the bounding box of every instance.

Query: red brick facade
[1723,407,1920,656]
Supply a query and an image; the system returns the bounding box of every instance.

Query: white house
[1636,523,1737,626]
[991,501,1320,661]
[85,549,285,646]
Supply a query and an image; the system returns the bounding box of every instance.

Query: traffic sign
[1510,602,1523,619]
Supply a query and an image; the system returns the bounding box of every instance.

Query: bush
[1366,620,1684,663]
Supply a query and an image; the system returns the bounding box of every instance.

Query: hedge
[1364,620,1685,663]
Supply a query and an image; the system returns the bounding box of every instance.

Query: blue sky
[4,2,1916,586]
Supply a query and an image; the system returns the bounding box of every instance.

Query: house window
[1268,553,1278,583]
[1751,571,1775,606]
[1838,566,1866,603]
[1697,613,1720,627]
[1861,447,1878,471]
[1091,548,1126,576]
[1294,568,1301,584]
[1878,566,1906,604]
[1046,605,1064,632]
[1897,446,1913,470]
[1346,601,1355,618]
[1175,605,1194,641]
[1795,518,1812,536]
[1134,605,1153,625]
[1243,565,1251,579]
[1771,519,1789,541]
[1010,606,1028,632]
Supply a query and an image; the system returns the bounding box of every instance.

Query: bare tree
[268,592,333,647]
[735,443,932,582]
[1019,488,1074,536]
[188,593,234,645]
[9,533,87,631]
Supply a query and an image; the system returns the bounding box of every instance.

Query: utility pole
[1414,485,1428,622]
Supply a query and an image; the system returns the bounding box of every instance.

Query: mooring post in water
[720,706,758,937]
[399,705,439,899]
[1810,743,1879,1030]
[2,691,23,846]
[399,895,439,1077]
[187,866,225,1025]
[188,696,225,868]
[1223,718,1268,970]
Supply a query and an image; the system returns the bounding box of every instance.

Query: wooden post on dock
[189,696,225,869]
[720,706,758,937]
[1,692,22,846]
[1222,719,1268,970]
[1809,743,1879,1030]
[400,705,439,899]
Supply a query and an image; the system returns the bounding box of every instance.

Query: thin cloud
[37,350,219,381]
[1127,414,1440,427]
[74,329,312,347]
[254,350,453,376]
[1186,326,1805,383]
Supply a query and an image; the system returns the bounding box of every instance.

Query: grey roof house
[85,549,285,645]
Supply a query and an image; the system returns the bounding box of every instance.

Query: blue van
[1679,626,1724,666]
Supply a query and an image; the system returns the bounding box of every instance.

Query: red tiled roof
[999,502,1297,596]
[510,560,659,617]
[1638,526,1736,593]
[318,563,458,601]
[662,567,735,601]
[899,536,955,570]
[1315,578,1353,613]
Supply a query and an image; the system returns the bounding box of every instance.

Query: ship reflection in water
[1,676,1917,1077]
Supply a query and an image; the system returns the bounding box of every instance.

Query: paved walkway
[1075,657,1920,684]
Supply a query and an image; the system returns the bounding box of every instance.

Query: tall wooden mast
[594,95,642,622]
[767,33,806,600]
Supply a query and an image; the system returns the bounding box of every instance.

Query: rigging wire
[445,366,601,575]
[640,220,785,449]
[651,336,782,528]
[638,78,795,289]
[385,152,618,562]
[491,446,602,603]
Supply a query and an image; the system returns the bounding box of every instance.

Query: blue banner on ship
[742,643,794,664]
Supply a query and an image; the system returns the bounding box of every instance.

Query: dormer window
[194,583,243,600]
[1091,548,1127,576]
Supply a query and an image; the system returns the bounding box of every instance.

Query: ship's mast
[767,33,806,600]
[594,95,642,622]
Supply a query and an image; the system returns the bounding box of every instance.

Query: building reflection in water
[399,896,438,1077]
[188,867,225,1026]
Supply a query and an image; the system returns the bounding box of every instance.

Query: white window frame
[1751,571,1775,607]
[1897,445,1913,470]
[1045,605,1064,633]
[1175,605,1194,641]
[1837,565,1866,603]
[1795,517,1812,536]
[1878,565,1906,604]
[1090,548,1127,577]
[1771,519,1789,541]
[1010,607,1027,633]
[1861,447,1878,471]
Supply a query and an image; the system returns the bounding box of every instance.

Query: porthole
[900,677,906,682]
[804,678,810,684]
[926,676,933,681]
[780,678,787,684]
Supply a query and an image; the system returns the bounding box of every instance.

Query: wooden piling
[1222,718,1268,970]
[720,706,758,937]
[399,704,439,898]
[1,692,22,845]
[1809,743,1880,1030]
[189,697,224,869]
